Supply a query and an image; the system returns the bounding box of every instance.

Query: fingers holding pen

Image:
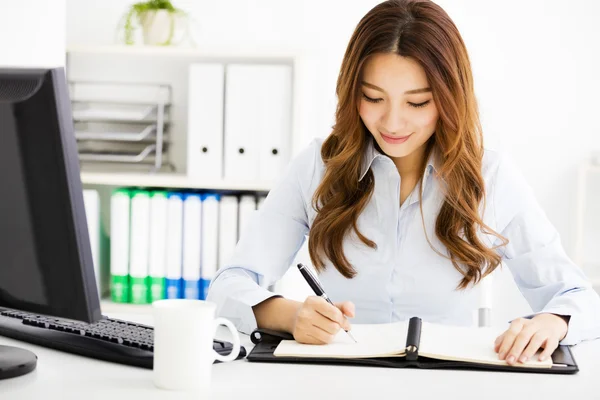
[293,296,355,344]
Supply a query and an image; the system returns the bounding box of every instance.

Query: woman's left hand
[494,313,569,365]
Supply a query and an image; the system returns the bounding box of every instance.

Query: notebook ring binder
[251,331,262,344]
[405,317,422,361]
[250,328,294,345]
[247,317,579,374]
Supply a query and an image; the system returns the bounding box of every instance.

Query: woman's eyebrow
[361,81,431,94]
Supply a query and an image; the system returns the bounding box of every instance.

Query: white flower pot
[139,9,176,46]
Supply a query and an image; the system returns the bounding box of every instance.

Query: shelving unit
[80,171,272,192]
[67,44,315,174]
[67,44,303,176]
[68,44,304,302]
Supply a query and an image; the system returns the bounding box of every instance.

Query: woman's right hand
[292,296,355,344]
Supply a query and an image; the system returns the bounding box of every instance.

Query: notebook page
[419,322,553,368]
[274,321,409,358]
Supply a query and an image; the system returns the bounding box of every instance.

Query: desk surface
[1,312,599,400]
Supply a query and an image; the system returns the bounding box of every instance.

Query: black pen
[297,263,357,343]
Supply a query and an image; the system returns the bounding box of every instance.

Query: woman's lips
[380,132,412,144]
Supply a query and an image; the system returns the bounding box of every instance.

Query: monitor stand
[0,345,37,379]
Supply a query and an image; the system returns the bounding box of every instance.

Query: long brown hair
[308,0,508,289]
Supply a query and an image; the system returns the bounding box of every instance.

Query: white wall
[66,0,600,325]
[0,0,66,67]
[435,0,600,324]
[438,0,600,261]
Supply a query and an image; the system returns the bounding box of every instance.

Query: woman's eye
[362,93,431,109]
[362,93,383,103]
[409,100,430,108]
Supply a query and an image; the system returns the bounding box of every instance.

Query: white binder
[201,194,220,298]
[182,193,202,299]
[256,64,293,181]
[225,64,281,181]
[129,190,151,304]
[187,63,225,179]
[217,195,239,271]
[238,194,256,241]
[165,193,184,299]
[83,189,100,295]
[148,191,168,301]
[110,189,131,303]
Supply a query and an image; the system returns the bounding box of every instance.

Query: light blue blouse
[207,137,600,345]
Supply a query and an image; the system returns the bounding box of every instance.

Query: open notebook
[248,317,579,374]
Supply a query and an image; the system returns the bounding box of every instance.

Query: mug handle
[212,317,241,363]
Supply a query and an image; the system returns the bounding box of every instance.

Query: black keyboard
[0,308,246,369]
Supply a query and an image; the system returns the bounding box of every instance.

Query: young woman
[207,0,600,365]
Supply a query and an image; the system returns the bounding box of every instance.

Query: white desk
[1,313,599,400]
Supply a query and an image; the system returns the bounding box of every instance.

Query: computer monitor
[0,67,101,378]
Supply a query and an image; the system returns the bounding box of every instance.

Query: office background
[2,0,600,328]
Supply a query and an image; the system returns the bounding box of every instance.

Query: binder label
[130,276,150,304]
[111,274,130,303]
[149,276,166,302]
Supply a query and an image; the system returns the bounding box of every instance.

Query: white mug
[152,299,241,391]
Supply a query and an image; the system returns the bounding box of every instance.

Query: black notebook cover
[247,319,579,375]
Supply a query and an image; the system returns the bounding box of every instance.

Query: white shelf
[67,44,305,60]
[80,171,272,192]
[73,107,159,122]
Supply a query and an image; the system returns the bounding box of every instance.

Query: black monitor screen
[0,67,101,323]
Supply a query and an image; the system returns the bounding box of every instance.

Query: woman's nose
[382,106,408,134]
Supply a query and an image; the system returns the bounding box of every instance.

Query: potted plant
[119,0,187,46]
